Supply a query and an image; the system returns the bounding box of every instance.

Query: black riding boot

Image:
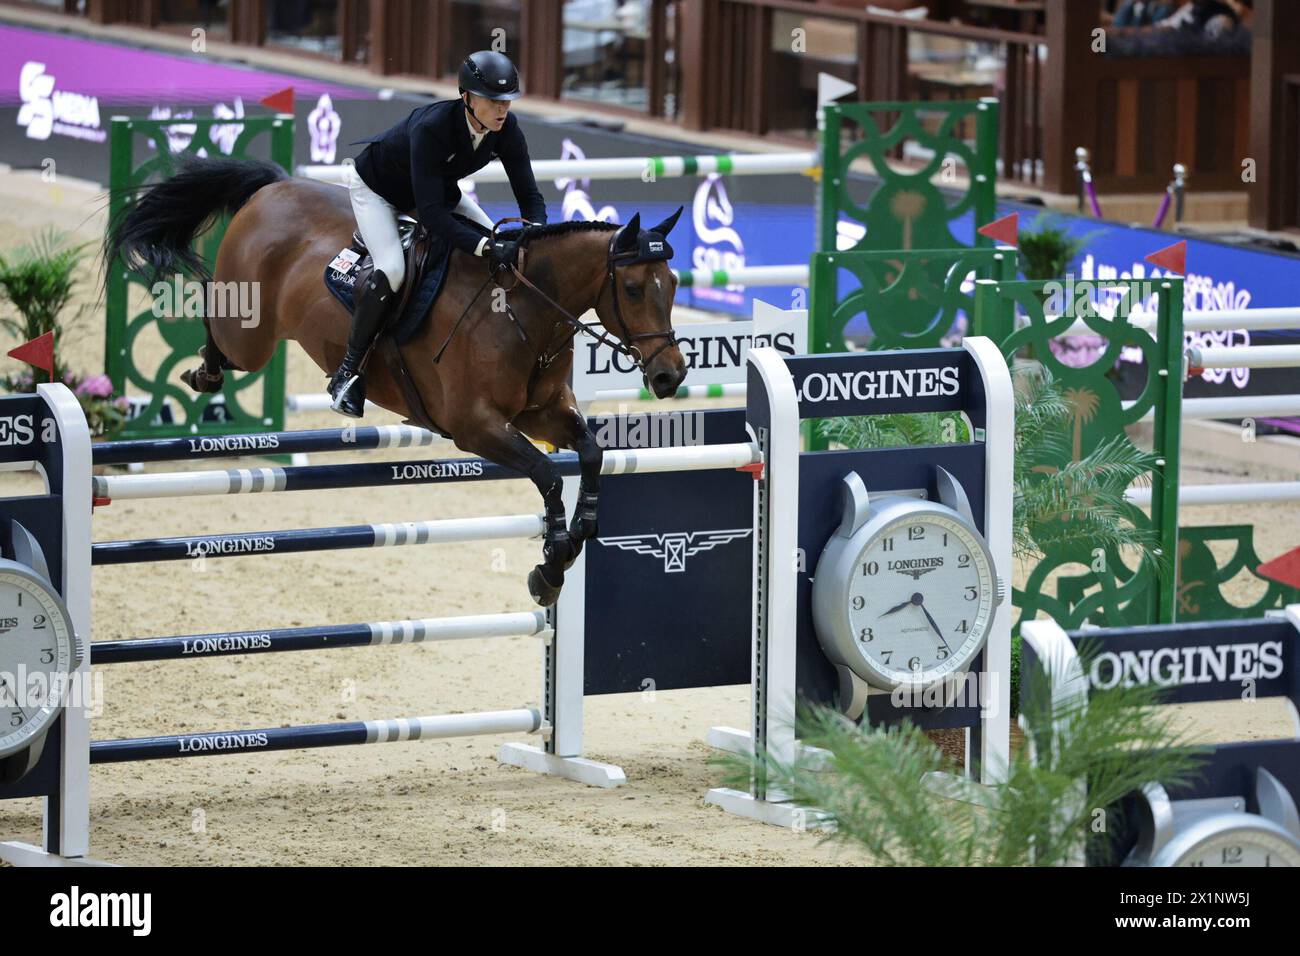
[329,270,395,418]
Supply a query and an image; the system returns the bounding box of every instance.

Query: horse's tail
[104,155,286,285]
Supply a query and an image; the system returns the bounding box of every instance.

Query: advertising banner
[571,300,808,402]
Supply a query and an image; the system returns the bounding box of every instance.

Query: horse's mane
[518,220,621,246]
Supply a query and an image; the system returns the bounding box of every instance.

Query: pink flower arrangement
[1047,333,1108,369]
[3,367,131,437]
[74,373,114,398]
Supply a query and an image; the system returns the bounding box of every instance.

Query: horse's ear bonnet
[614,205,683,265]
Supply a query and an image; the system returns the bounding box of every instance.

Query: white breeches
[345,160,495,291]
[345,160,405,289]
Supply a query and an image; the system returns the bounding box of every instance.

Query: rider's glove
[489,239,520,269]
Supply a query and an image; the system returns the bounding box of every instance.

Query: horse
[104,156,688,607]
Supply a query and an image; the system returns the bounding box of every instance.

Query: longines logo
[181,633,273,656]
[0,414,35,446]
[184,536,275,558]
[889,557,943,580]
[177,731,269,753]
[599,528,752,573]
[187,434,281,455]
[584,329,798,376]
[1089,641,1285,689]
[390,460,484,481]
[796,366,960,404]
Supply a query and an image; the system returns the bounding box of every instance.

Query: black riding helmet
[458,51,522,101]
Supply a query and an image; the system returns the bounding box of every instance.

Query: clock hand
[880,593,925,617]
[915,598,954,653]
[0,674,30,721]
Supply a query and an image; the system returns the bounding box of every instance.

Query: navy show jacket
[352,98,548,254]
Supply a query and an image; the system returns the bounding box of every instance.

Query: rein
[431,221,677,372]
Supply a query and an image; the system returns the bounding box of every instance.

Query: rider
[331,50,548,417]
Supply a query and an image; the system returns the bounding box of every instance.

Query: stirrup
[330,372,364,417]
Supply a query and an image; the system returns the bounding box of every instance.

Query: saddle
[323,215,493,437]
[324,215,464,345]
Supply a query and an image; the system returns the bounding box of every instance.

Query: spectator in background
[1157,0,1242,35]
[1113,1,1176,26]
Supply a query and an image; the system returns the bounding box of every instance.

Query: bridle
[433,220,679,374]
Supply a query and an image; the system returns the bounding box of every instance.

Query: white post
[498,476,626,788]
[963,336,1015,785]
[0,385,97,866]
[705,347,808,826]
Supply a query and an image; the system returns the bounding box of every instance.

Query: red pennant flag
[977,213,1019,248]
[259,86,295,114]
[1144,240,1186,276]
[8,332,55,385]
[1257,546,1300,591]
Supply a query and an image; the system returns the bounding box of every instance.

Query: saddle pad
[323,232,452,345]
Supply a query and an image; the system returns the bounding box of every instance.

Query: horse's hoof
[563,537,584,571]
[528,565,563,607]
[179,367,223,394]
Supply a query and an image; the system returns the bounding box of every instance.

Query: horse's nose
[649,365,685,399]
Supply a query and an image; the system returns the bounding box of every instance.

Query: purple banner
[1,23,368,108]
[2,22,375,164]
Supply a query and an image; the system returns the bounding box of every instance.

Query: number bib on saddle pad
[328,248,361,275]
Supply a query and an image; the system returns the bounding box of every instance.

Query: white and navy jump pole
[89,443,760,502]
[91,711,546,764]
[92,611,552,665]
[91,423,447,465]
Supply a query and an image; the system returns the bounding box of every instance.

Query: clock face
[846,510,995,687]
[0,568,75,757]
[1174,828,1300,867]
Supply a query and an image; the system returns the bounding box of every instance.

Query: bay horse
[105,156,688,606]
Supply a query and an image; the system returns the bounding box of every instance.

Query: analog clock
[0,523,83,784]
[1126,771,1300,867]
[1164,822,1300,867]
[812,468,1004,719]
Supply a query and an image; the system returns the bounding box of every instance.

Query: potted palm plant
[715,649,1205,865]
[0,229,130,439]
